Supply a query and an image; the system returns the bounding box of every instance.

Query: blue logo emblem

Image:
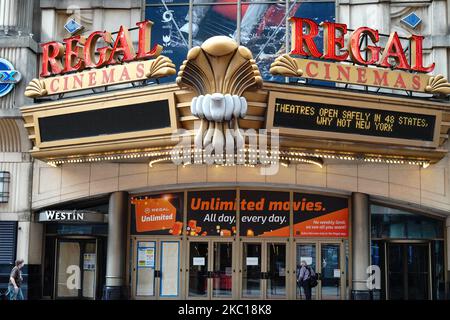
[401,12,422,29]
[64,18,83,34]
[0,58,21,97]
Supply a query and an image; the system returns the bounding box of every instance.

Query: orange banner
[293,208,349,238]
[134,198,177,233]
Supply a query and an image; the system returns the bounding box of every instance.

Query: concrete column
[104,191,128,300]
[351,192,371,299]
[446,217,450,272]
[447,217,450,300]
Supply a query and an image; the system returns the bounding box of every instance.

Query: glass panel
[320,244,341,300]
[57,242,80,298]
[242,243,261,297]
[370,241,385,300]
[407,244,429,300]
[267,243,286,298]
[192,3,239,46]
[144,5,189,83]
[160,242,180,297]
[189,242,209,297]
[371,205,444,239]
[82,242,96,299]
[240,2,288,82]
[296,243,316,300]
[136,241,156,296]
[388,244,403,300]
[432,241,445,300]
[212,242,233,297]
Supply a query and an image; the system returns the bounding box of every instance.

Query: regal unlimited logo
[0,58,21,97]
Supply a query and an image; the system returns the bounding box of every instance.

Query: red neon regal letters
[290,17,435,73]
[40,20,163,77]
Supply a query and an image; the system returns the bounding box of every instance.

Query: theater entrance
[240,240,289,299]
[387,242,431,300]
[294,240,346,300]
[131,238,182,299]
[187,240,235,299]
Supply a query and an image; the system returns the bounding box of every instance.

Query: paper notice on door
[83,253,96,270]
[193,257,205,266]
[333,269,341,278]
[138,247,155,268]
[300,256,313,266]
[246,257,259,266]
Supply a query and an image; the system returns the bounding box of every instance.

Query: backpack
[307,266,319,288]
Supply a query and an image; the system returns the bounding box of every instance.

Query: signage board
[239,190,290,237]
[38,210,106,223]
[293,193,349,238]
[0,58,21,97]
[270,17,450,96]
[24,20,176,98]
[131,193,184,236]
[267,91,441,148]
[187,190,237,237]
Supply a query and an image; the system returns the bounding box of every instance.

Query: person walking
[297,260,316,300]
[7,259,24,300]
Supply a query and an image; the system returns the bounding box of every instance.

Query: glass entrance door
[320,243,342,300]
[266,243,287,298]
[388,242,430,300]
[133,239,181,299]
[241,241,288,299]
[295,243,317,299]
[187,240,234,299]
[295,241,345,300]
[55,239,97,300]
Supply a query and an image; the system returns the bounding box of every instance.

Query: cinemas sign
[25,20,176,97]
[271,18,450,95]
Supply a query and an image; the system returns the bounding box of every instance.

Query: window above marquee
[144,0,336,84]
[371,204,445,240]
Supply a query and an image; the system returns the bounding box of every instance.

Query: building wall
[32,154,450,215]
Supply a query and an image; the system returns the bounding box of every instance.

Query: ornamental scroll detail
[176,36,263,156]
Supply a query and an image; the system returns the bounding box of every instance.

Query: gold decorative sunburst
[146,55,176,79]
[425,74,450,95]
[24,78,47,98]
[176,36,263,158]
[270,54,303,77]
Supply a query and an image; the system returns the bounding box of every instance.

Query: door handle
[154,270,161,278]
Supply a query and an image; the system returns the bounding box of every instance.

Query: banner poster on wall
[187,190,237,237]
[240,190,290,237]
[131,192,184,235]
[293,193,349,238]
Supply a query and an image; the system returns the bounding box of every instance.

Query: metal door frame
[54,237,98,300]
[239,238,290,300]
[385,240,432,300]
[131,236,183,300]
[293,239,346,300]
[185,238,236,300]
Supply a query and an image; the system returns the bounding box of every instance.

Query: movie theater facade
[20,13,450,301]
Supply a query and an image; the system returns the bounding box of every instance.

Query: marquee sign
[270,18,450,96]
[24,20,176,98]
[267,91,441,148]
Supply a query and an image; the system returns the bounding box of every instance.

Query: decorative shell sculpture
[269,54,303,77]
[177,36,262,157]
[24,78,47,98]
[425,75,450,96]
